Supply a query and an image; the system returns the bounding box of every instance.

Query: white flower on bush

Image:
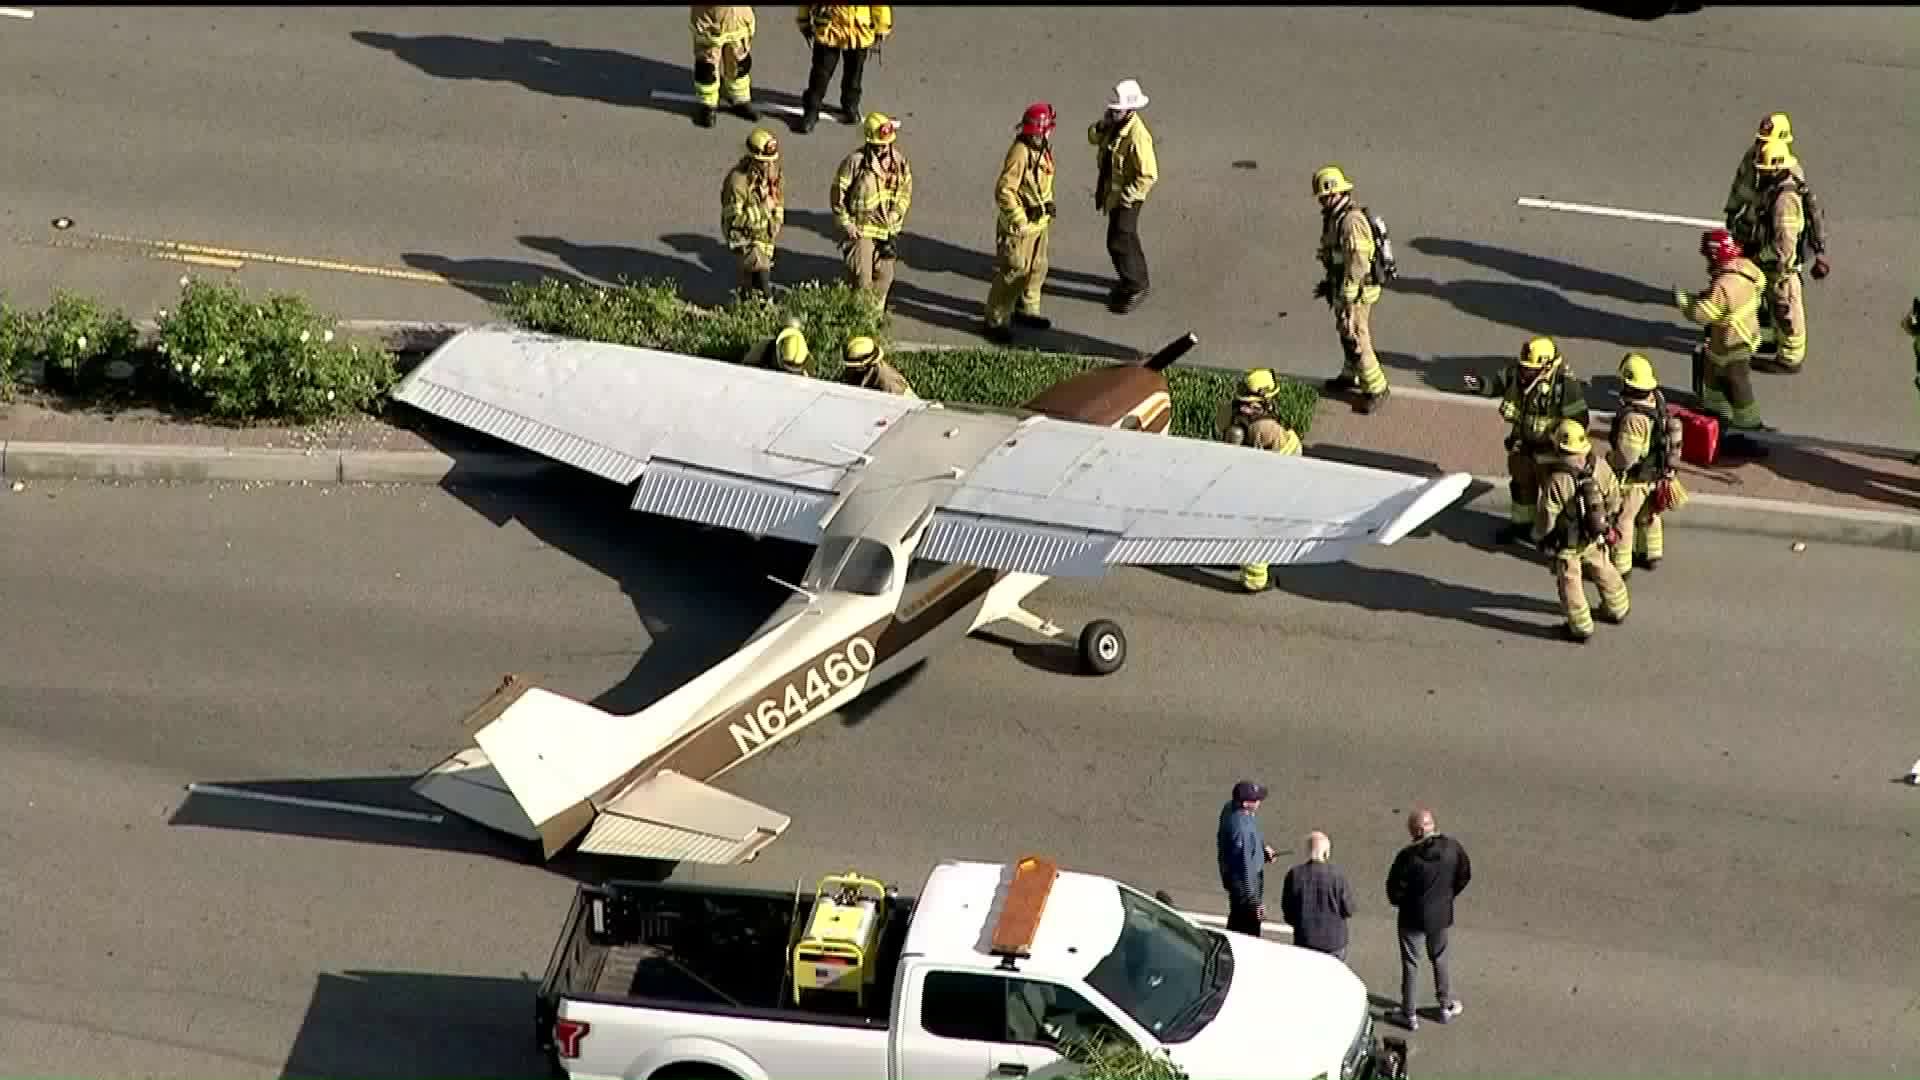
[216,354,226,367]
[74,335,88,351]
[191,360,202,375]
[158,343,169,356]
[179,276,191,287]
[299,330,311,344]
[157,308,168,319]
[322,329,335,343]
[326,390,336,402]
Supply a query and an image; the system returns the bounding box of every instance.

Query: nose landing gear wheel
[1077,619,1127,676]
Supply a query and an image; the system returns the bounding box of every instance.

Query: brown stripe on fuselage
[594,361,1177,799]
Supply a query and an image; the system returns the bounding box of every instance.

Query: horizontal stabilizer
[413,747,541,843]
[580,770,789,865]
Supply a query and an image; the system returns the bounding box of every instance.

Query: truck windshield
[1083,886,1229,1044]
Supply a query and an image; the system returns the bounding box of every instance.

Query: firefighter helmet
[863,112,899,145]
[1755,112,1793,143]
[746,128,780,162]
[1311,165,1354,199]
[1618,353,1658,392]
[1701,227,1742,267]
[775,325,809,371]
[1755,140,1797,173]
[1241,368,1277,396]
[1520,336,1559,369]
[1553,419,1591,455]
[844,336,881,369]
[1019,102,1056,137]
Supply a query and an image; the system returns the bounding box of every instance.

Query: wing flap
[580,770,790,864]
[630,459,835,544]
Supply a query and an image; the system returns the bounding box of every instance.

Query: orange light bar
[989,855,1059,958]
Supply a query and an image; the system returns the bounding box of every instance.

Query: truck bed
[538,878,917,1051]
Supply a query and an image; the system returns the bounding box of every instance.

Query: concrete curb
[1448,474,1920,552]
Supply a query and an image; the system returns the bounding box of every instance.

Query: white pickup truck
[534,854,1409,1080]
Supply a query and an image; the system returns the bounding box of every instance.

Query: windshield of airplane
[1083,886,1226,1043]
[802,536,897,597]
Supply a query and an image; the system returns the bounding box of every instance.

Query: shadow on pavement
[168,775,679,887]
[1410,238,1674,308]
[1390,275,1698,357]
[281,969,548,1080]
[1301,448,1551,566]
[1376,351,1510,395]
[349,31,812,120]
[1750,444,1920,514]
[399,252,591,306]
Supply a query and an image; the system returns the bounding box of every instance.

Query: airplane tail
[412,662,793,865]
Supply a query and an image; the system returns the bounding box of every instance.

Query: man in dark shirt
[1384,806,1472,1030]
[1280,831,1356,961]
[1215,780,1276,934]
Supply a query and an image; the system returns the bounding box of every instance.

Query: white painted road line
[648,88,852,122]
[0,7,35,18]
[186,782,445,824]
[1178,908,1293,937]
[1517,196,1721,231]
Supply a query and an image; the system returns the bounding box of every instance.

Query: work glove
[1312,280,1332,302]
[877,237,900,261]
[1672,286,1691,309]
[1810,256,1831,280]
[1043,200,1057,219]
[1503,433,1521,453]
[1605,525,1624,548]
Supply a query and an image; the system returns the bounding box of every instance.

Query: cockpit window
[803,536,898,597]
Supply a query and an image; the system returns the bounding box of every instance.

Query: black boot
[729,99,759,121]
[798,105,819,133]
[983,323,1015,345]
[841,97,861,125]
[749,270,772,298]
[1013,310,1052,330]
[1323,374,1358,395]
[695,104,717,128]
[1355,386,1390,414]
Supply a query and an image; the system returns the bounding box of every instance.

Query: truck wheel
[651,1067,737,1080]
[1077,619,1126,676]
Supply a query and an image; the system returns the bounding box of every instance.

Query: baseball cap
[1231,780,1268,803]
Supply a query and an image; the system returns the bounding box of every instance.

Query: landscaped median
[0,276,1317,440]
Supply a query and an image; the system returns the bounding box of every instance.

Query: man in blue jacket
[1216,780,1277,935]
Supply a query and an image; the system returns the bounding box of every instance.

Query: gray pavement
[4,7,1918,443]
[0,475,1915,1078]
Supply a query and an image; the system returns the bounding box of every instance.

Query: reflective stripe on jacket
[796,5,891,49]
[1533,452,1622,550]
[832,147,913,240]
[1319,201,1381,305]
[995,138,1055,237]
[1492,367,1589,446]
[721,161,784,258]
[1679,258,1765,356]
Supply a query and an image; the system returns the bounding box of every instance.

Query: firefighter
[1606,353,1684,576]
[984,102,1058,345]
[1675,227,1768,436]
[1904,298,1920,465]
[744,319,810,375]
[1218,368,1304,592]
[1311,165,1390,414]
[1463,337,1591,546]
[1533,419,1630,643]
[1723,113,1805,232]
[1088,79,1158,314]
[721,128,785,299]
[831,111,913,310]
[1743,140,1821,373]
[795,5,892,134]
[840,335,915,396]
[690,6,759,128]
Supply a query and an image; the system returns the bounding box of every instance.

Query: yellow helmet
[1618,353,1658,392]
[1241,368,1277,396]
[1520,336,1559,369]
[1311,165,1353,199]
[1754,112,1793,144]
[746,128,780,161]
[862,112,899,146]
[1553,419,1591,455]
[844,335,881,368]
[1755,139,1798,173]
[775,325,809,371]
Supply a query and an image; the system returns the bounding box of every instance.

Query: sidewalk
[4,356,1918,550]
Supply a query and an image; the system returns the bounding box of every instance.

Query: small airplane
[394,325,1471,867]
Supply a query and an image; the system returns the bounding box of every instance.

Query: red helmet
[1701,228,1741,266]
[1019,102,1056,137]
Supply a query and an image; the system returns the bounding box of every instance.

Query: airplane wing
[915,415,1475,576]
[391,324,925,545]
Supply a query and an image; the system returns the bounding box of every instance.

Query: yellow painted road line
[79,231,511,293]
[151,250,246,271]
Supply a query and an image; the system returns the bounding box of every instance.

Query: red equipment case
[1670,404,1719,466]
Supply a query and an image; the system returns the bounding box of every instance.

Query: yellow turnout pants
[985,226,1049,328]
[1700,346,1764,431]
[1335,300,1389,396]
[1613,480,1663,575]
[1764,265,1807,367]
[694,36,752,107]
[1555,540,1630,638]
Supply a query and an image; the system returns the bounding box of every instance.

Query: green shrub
[0,299,31,401]
[33,290,140,393]
[155,280,398,422]
[498,279,1318,438]
[1058,1035,1188,1080]
[496,277,888,369]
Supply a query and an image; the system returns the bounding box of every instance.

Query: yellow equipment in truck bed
[791,871,889,1007]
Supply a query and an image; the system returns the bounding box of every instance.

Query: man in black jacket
[1280,831,1356,961]
[1384,806,1471,1031]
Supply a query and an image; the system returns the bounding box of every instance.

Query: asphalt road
[0,474,1915,1078]
[5,6,1919,445]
